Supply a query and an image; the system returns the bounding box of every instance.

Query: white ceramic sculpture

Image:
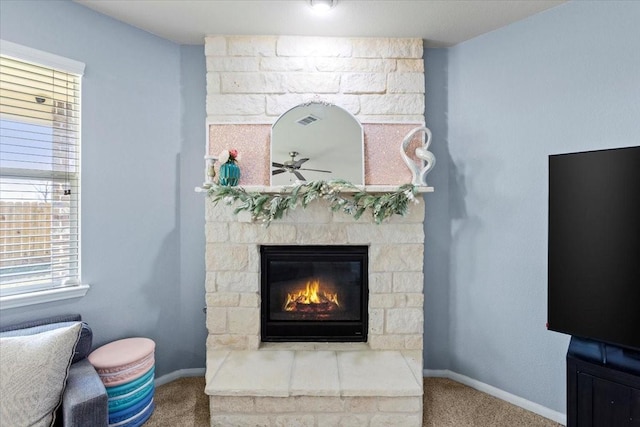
[400,126,435,186]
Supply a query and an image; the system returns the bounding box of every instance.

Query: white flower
[404,189,418,203]
[218,150,230,164]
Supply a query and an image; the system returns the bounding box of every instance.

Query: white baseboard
[423,369,566,426]
[154,368,206,387]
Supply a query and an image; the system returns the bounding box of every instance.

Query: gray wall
[423,48,451,370]
[178,45,208,369]
[0,0,207,376]
[433,0,640,413]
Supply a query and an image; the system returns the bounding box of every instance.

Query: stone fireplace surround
[204,35,427,426]
[205,202,425,426]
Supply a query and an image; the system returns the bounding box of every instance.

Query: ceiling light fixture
[309,0,337,13]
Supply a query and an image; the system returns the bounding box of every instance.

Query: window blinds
[0,52,82,296]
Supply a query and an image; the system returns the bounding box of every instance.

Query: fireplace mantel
[196,184,434,194]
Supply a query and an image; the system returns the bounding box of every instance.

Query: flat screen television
[548,146,640,352]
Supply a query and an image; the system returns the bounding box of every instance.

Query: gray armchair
[0,314,108,427]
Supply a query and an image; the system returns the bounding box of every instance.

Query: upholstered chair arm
[61,359,108,427]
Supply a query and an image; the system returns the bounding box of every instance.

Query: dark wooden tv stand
[567,337,640,426]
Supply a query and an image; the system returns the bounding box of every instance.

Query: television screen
[548,146,640,351]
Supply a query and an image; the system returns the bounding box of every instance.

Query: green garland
[207,179,418,225]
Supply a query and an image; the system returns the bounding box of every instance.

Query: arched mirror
[270,102,364,186]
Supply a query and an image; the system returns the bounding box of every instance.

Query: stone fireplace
[203,35,428,426]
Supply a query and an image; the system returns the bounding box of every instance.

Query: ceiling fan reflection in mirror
[271,151,332,182]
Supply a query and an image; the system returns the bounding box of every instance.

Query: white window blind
[0,43,83,298]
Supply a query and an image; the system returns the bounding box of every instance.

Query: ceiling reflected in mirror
[271,102,364,186]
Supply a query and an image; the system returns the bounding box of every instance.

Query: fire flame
[283,279,339,312]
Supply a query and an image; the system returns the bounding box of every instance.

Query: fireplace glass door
[261,245,368,342]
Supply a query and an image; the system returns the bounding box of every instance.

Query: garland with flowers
[207,179,419,226]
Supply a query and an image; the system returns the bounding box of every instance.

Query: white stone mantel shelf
[195,185,434,194]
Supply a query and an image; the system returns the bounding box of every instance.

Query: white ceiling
[73,0,566,47]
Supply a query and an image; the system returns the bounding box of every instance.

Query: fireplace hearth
[260,245,368,342]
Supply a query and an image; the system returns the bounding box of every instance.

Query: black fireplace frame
[260,245,368,342]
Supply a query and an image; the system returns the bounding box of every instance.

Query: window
[0,41,87,308]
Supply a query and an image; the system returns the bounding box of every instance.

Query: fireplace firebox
[260,245,368,342]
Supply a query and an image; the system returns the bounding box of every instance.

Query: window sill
[0,284,90,311]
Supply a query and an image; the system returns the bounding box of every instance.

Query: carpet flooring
[145,376,561,426]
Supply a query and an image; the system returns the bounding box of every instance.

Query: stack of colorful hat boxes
[88,337,156,427]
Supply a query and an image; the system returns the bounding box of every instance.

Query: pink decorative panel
[208,123,425,186]
[363,123,424,185]
[209,124,271,186]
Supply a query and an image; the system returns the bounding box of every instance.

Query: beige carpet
[422,378,560,427]
[146,376,561,426]
[146,377,210,427]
